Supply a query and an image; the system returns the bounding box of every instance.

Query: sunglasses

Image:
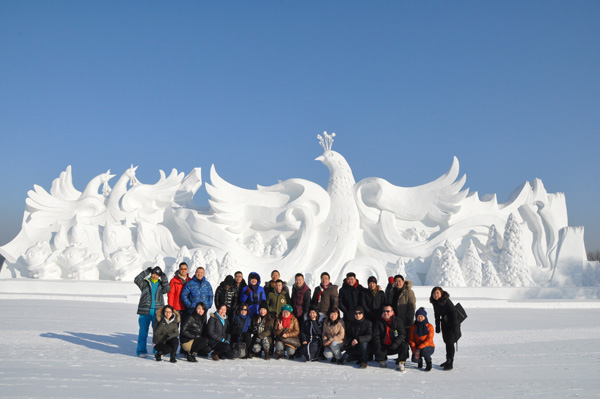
[355,312,363,315]
[383,310,393,313]
[241,308,248,311]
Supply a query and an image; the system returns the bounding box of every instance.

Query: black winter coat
[180,312,207,343]
[372,316,405,352]
[361,289,385,322]
[215,282,239,315]
[346,317,373,346]
[338,281,365,321]
[432,291,461,344]
[299,319,322,344]
[207,313,231,346]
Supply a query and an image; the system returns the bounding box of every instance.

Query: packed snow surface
[2,299,599,398]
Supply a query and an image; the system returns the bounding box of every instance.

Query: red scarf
[317,283,331,302]
[281,313,292,329]
[382,317,393,346]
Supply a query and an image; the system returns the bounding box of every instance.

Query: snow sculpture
[0,133,592,287]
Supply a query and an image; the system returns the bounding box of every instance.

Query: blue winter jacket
[181,275,214,312]
[239,272,266,317]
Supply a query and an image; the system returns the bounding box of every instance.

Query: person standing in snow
[291,273,311,321]
[430,287,461,371]
[240,272,267,318]
[408,307,435,371]
[181,266,214,313]
[311,272,338,321]
[267,279,291,317]
[152,305,180,363]
[167,262,190,332]
[214,275,239,318]
[361,276,385,322]
[338,272,364,323]
[134,266,170,357]
[264,269,289,297]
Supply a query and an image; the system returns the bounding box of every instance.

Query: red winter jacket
[168,273,190,311]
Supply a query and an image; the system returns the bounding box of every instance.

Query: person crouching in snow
[372,304,408,371]
[153,305,180,363]
[299,306,322,362]
[322,308,345,364]
[273,304,300,359]
[251,301,274,360]
[207,304,235,360]
[409,307,435,371]
[180,302,211,362]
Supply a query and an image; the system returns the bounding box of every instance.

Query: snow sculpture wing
[120,169,184,224]
[206,165,330,234]
[355,157,468,226]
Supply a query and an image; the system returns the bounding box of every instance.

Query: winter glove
[145,267,153,274]
[435,325,441,334]
[388,276,394,284]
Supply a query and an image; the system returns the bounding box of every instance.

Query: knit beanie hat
[282,304,293,313]
[416,307,427,318]
[367,276,377,284]
[259,300,269,311]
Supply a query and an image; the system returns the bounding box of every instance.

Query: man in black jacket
[338,272,364,323]
[372,304,408,372]
[342,307,372,368]
[361,276,385,322]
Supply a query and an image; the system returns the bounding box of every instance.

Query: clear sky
[1,1,599,252]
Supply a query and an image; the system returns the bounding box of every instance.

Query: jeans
[344,342,371,364]
[411,346,435,363]
[323,340,343,360]
[275,341,296,357]
[136,312,156,356]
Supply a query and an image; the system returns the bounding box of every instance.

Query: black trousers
[212,341,234,359]
[154,337,179,355]
[374,341,408,362]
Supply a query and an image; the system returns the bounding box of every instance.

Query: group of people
[134,264,462,371]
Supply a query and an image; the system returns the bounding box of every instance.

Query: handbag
[232,342,247,358]
[455,303,467,324]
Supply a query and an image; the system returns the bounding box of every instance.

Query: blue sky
[1,1,599,252]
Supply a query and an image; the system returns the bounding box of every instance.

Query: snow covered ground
[2,298,600,398]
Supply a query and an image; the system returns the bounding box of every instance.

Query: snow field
[1,300,600,398]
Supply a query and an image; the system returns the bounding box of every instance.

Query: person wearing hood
[215,275,239,318]
[338,272,365,323]
[373,304,408,372]
[322,308,345,364]
[267,279,291,317]
[361,276,385,322]
[240,272,267,318]
[167,262,190,320]
[299,306,322,362]
[207,304,234,360]
[342,306,373,368]
[134,266,170,357]
[273,304,301,359]
[430,287,461,371]
[181,267,214,313]
[152,305,180,363]
[230,303,253,358]
[264,269,289,297]
[385,274,416,338]
[180,302,211,362]
[409,307,435,371]
[251,301,275,359]
[311,272,338,321]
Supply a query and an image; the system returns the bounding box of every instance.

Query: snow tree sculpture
[247,233,265,257]
[484,224,502,266]
[271,234,288,258]
[204,249,220,284]
[461,240,483,287]
[219,252,236,283]
[498,214,535,287]
[482,260,503,286]
[426,241,466,286]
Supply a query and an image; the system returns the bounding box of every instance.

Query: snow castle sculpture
[0,133,593,287]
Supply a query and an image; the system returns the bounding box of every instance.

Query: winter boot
[360,363,368,369]
[440,360,448,368]
[187,354,198,362]
[443,360,453,371]
[417,358,423,369]
[264,351,271,361]
[398,362,406,372]
[170,352,177,363]
[425,360,432,371]
[212,352,220,361]
[379,361,387,368]
[155,351,162,362]
[337,357,345,365]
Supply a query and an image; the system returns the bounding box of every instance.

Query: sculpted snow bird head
[315,132,355,192]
